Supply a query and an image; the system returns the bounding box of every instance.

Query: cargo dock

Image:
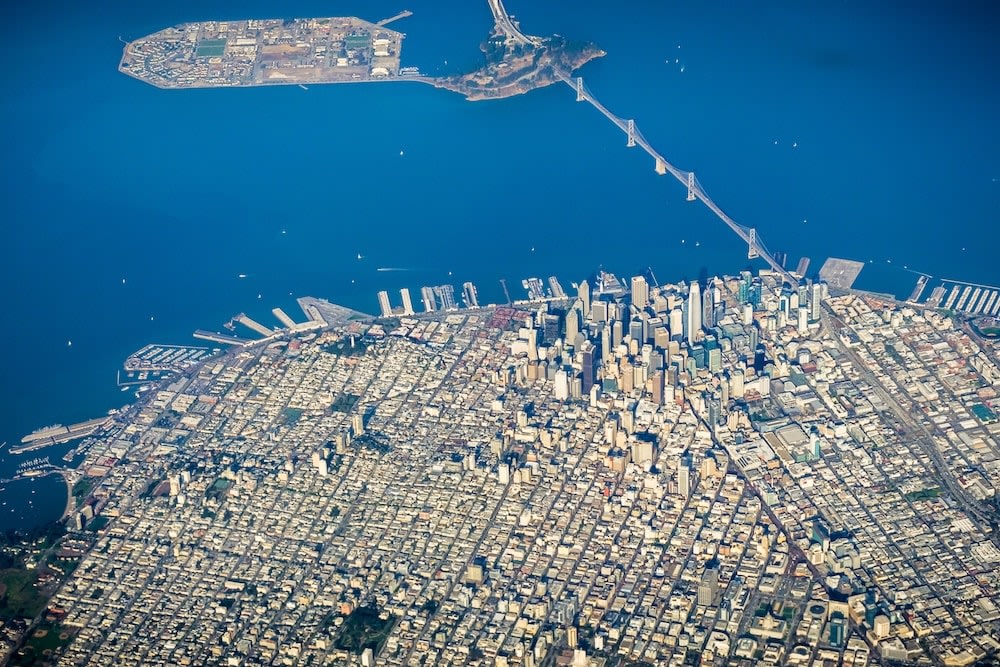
[907,274,929,303]
[272,307,298,329]
[297,297,371,327]
[14,416,112,454]
[235,313,275,337]
[194,329,252,346]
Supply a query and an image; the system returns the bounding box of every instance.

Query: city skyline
[2,0,999,664]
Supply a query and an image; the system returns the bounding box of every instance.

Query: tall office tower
[580,341,595,394]
[706,390,722,426]
[578,279,591,318]
[611,319,623,349]
[630,275,649,311]
[711,277,723,320]
[554,369,569,400]
[651,371,664,405]
[797,283,810,310]
[738,271,753,304]
[421,286,436,312]
[462,281,479,309]
[400,288,415,316]
[669,308,684,340]
[377,290,392,318]
[809,281,824,321]
[753,343,768,372]
[706,345,722,373]
[703,282,716,329]
[543,314,560,344]
[678,457,691,498]
[779,294,791,317]
[687,281,702,342]
[698,562,719,606]
[600,325,611,363]
[654,326,670,351]
[566,306,580,348]
[591,300,608,323]
[606,301,622,324]
[628,320,644,345]
[728,369,744,398]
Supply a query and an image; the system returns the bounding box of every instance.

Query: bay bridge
[488,0,799,286]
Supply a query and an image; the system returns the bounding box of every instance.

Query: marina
[124,343,219,373]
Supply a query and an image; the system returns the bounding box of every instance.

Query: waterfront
[1,0,998,532]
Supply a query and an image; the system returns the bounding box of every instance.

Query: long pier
[194,329,252,346]
[15,417,111,454]
[272,307,298,329]
[377,9,412,26]
[235,313,275,337]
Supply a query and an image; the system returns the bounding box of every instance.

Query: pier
[297,297,371,327]
[235,313,275,337]
[15,417,111,454]
[193,329,251,346]
[907,275,930,303]
[377,9,412,26]
[272,307,298,329]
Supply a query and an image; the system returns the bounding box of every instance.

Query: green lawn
[13,623,76,665]
[0,569,46,620]
[195,39,227,57]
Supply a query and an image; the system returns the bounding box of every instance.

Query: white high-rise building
[554,369,570,400]
[809,281,824,321]
[400,288,415,315]
[686,281,702,341]
[578,279,591,318]
[377,290,392,318]
[669,308,684,340]
[630,275,649,311]
[678,462,690,498]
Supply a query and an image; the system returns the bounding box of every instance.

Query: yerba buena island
[2,2,999,667]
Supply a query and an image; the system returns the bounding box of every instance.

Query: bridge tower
[575,77,585,102]
[747,228,760,260]
[686,172,696,201]
[654,157,667,175]
[626,120,636,148]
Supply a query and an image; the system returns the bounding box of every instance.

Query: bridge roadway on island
[485,0,798,286]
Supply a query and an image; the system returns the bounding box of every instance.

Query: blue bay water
[0,0,997,530]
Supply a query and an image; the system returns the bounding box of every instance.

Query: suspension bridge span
[483,0,800,285]
[560,72,798,286]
